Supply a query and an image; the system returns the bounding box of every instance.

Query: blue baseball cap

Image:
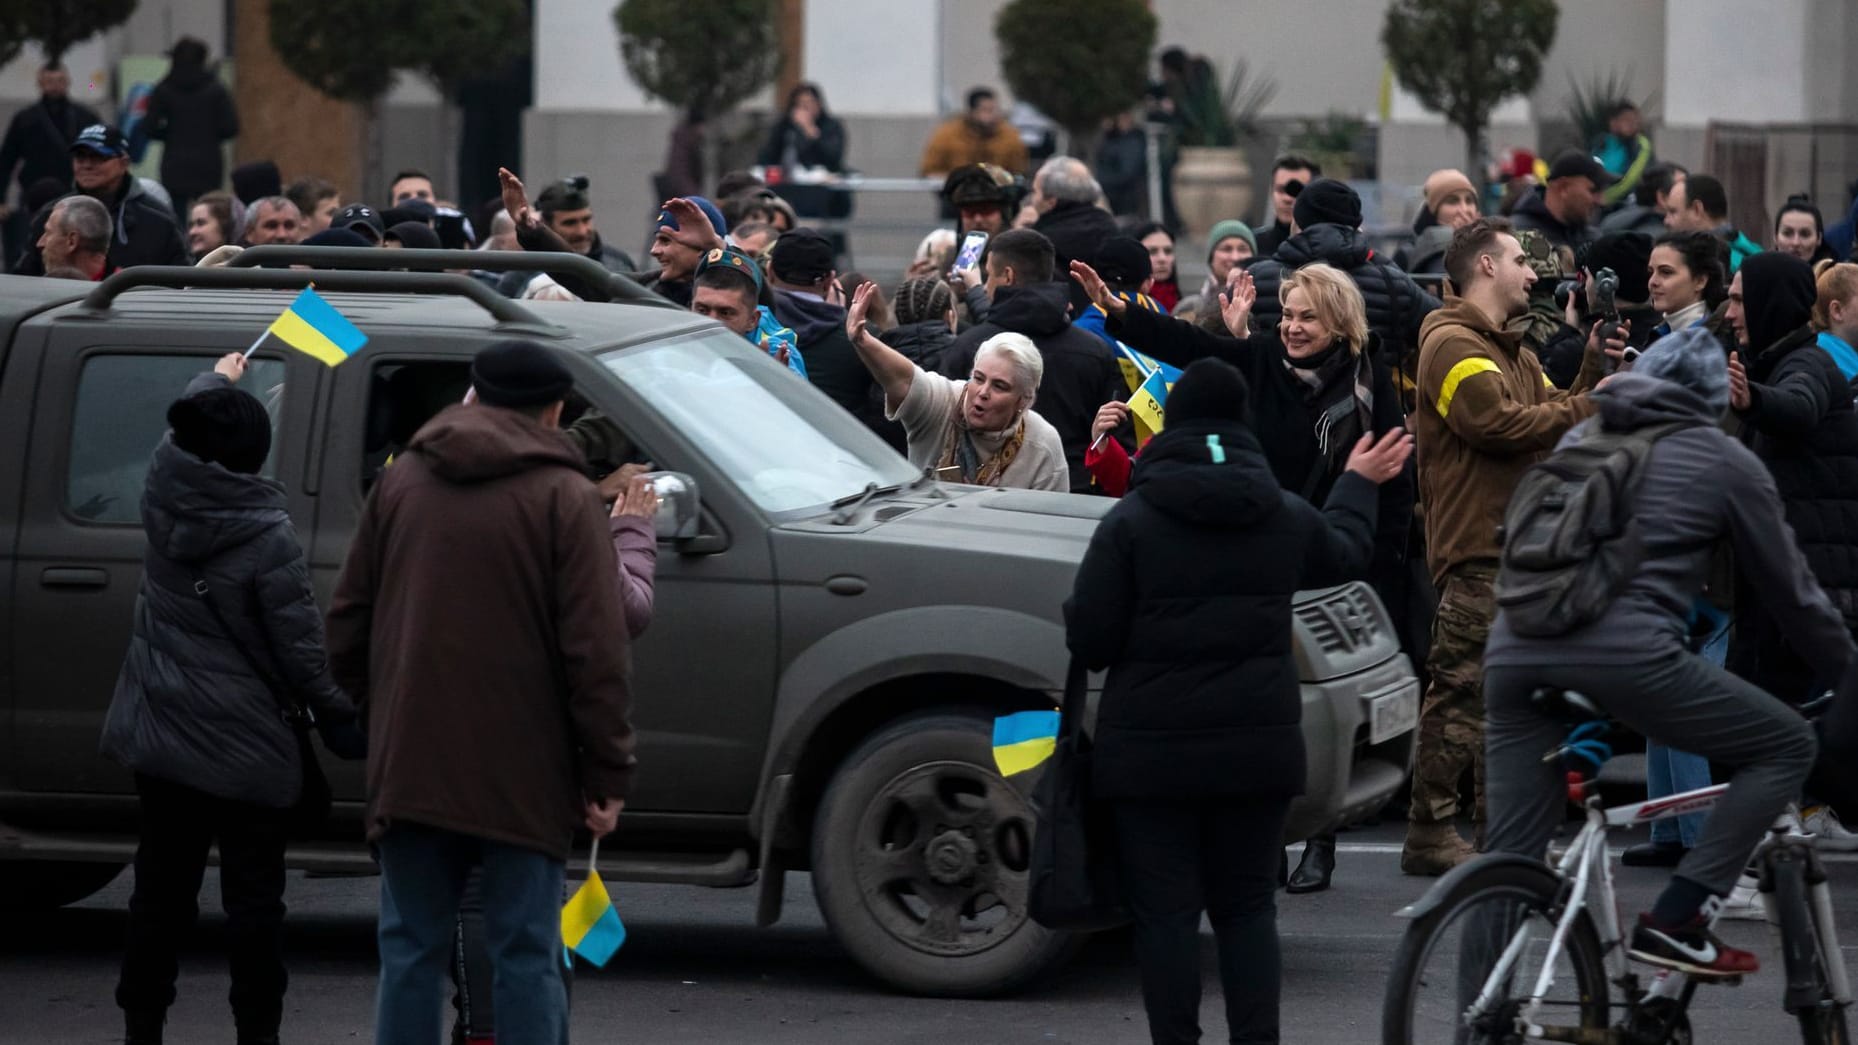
[71,123,128,158]
[656,196,728,238]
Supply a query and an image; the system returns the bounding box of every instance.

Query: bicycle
[1382,688,1852,1045]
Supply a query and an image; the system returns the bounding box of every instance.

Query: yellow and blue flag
[1114,344,1182,444]
[561,856,626,968]
[993,710,1060,776]
[264,287,368,367]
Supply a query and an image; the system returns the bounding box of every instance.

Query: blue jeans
[374,823,566,1045]
[1650,603,1730,847]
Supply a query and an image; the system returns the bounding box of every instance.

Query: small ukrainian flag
[261,287,368,366]
[992,710,1060,776]
[561,840,626,968]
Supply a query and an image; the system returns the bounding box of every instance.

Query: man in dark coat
[101,357,361,1045]
[1243,179,1440,393]
[13,124,189,275]
[1509,150,1610,254]
[1066,357,1408,1044]
[0,64,103,261]
[144,37,240,214]
[1030,156,1118,312]
[327,341,634,1044]
[940,228,1125,493]
[768,227,900,445]
[1725,252,1858,700]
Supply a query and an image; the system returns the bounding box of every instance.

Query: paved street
[6,820,1858,1043]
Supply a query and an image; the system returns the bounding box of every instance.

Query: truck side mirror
[647,471,700,540]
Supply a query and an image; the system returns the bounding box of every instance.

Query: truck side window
[66,355,286,525]
[363,361,472,490]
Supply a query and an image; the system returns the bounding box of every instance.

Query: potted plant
[1165,55,1276,236]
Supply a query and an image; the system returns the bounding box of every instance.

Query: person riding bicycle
[1482,325,1856,979]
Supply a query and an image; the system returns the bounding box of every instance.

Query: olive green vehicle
[0,248,1418,996]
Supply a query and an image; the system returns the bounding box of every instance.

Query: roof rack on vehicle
[230,246,678,309]
[78,264,563,335]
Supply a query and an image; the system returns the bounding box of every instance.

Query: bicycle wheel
[1771,858,1851,1045]
[1383,859,1611,1045]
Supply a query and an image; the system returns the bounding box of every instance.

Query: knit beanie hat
[1585,231,1654,304]
[1423,169,1477,214]
[1205,219,1256,262]
[769,227,836,284]
[167,387,272,474]
[1165,358,1252,426]
[1632,325,1730,418]
[1292,178,1363,231]
[470,340,574,408]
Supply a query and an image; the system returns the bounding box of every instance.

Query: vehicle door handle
[824,575,867,596]
[41,567,108,589]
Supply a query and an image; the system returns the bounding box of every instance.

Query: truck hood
[779,485,1109,564]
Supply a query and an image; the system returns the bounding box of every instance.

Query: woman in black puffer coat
[1067,358,1410,1045]
[879,276,958,372]
[1727,252,1858,701]
[100,355,361,1045]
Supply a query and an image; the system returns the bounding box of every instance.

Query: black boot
[1287,834,1336,894]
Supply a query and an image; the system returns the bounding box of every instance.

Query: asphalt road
[6,820,1858,1044]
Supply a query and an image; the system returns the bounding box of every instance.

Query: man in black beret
[328,338,634,1044]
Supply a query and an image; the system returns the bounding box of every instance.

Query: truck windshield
[601,330,918,514]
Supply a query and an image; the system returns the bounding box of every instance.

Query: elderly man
[14,124,187,274]
[847,280,1067,491]
[1030,155,1118,304]
[37,194,112,279]
[241,196,304,247]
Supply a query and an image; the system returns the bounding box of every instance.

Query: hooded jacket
[1414,297,1601,583]
[1730,255,1858,694]
[1065,419,1379,800]
[326,404,635,859]
[1508,187,1597,254]
[772,288,894,441]
[146,63,239,203]
[879,318,957,372]
[1242,223,1440,372]
[1033,200,1120,312]
[101,373,354,808]
[1487,372,1853,681]
[938,281,1125,493]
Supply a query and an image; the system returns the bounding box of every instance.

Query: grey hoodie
[1486,371,1854,677]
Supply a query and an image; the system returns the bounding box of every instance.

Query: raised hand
[1069,259,1123,316]
[1728,353,1751,411]
[845,280,875,343]
[1344,427,1414,484]
[497,167,538,231]
[1220,268,1257,337]
[659,198,723,250]
[214,352,247,382]
[612,474,661,520]
[1092,400,1131,442]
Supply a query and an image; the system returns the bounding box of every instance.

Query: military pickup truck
[0,248,1417,996]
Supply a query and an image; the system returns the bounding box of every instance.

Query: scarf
[937,387,1028,486]
[1282,340,1374,495]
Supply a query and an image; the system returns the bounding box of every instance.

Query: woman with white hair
[845,281,1068,491]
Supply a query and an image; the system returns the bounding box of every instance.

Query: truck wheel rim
[849,759,1034,958]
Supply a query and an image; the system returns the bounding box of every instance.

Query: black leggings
[1110,797,1291,1045]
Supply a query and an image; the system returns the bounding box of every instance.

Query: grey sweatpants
[1484,650,1815,896]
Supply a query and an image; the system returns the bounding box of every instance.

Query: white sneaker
[1716,872,1766,922]
[1803,806,1858,852]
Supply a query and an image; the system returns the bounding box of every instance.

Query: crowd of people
[12,36,1858,1042]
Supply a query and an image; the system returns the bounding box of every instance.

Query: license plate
[1370,686,1419,745]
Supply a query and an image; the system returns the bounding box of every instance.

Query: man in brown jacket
[327,340,634,1044]
[1403,218,1607,875]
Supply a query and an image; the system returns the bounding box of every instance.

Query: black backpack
[1496,420,1695,637]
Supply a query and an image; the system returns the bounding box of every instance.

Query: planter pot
[1173,146,1254,240]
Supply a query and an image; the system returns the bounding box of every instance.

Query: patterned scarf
[938,387,1028,486]
[1282,340,1374,493]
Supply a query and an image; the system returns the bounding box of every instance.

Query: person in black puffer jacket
[1726,253,1858,701]
[879,276,958,372]
[1242,179,1440,397]
[938,229,1124,494]
[100,357,362,1045]
[1067,358,1409,1045]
